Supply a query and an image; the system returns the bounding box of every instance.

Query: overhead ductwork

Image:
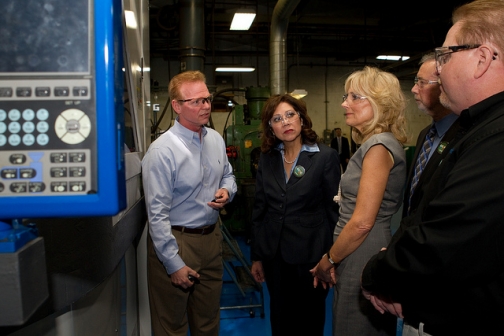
[270,0,301,95]
[179,0,205,72]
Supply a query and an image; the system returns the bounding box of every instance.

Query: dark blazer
[331,136,351,163]
[402,117,461,217]
[251,144,340,265]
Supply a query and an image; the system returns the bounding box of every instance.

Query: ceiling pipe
[179,0,205,72]
[270,0,301,95]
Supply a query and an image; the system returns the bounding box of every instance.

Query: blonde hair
[168,70,206,100]
[344,66,408,145]
[453,0,504,58]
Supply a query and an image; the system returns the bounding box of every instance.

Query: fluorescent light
[125,10,138,29]
[216,67,255,72]
[376,55,410,61]
[230,12,256,30]
[290,89,308,99]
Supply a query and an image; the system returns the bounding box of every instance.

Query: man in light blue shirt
[142,70,236,336]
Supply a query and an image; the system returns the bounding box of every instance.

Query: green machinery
[222,86,270,233]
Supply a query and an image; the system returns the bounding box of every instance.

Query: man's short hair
[168,70,206,101]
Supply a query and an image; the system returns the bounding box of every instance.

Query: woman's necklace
[283,149,300,164]
[284,156,296,164]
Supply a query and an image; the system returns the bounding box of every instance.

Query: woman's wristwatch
[325,250,340,267]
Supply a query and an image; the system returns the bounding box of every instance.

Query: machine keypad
[0,149,90,195]
[0,108,51,147]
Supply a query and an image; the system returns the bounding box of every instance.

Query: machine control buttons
[22,109,35,121]
[69,181,86,192]
[10,182,27,193]
[29,182,45,193]
[35,87,51,97]
[36,121,49,133]
[51,167,67,178]
[36,109,49,121]
[50,153,67,163]
[54,87,70,96]
[55,109,92,145]
[22,122,35,133]
[1,149,91,196]
[19,168,36,179]
[16,87,32,97]
[8,134,21,146]
[0,108,50,147]
[69,152,86,163]
[9,154,26,164]
[36,134,49,146]
[23,134,35,146]
[0,88,13,97]
[8,109,21,121]
[73,87,88,96]
[1,169,17,179]
[51,182,68,193]
[69,167,86,177]
[8,122,21,133]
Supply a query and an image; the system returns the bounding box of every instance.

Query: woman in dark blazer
[250,94,341,336]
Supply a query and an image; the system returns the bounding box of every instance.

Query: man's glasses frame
[414,76,439,88]
[435,44,498,73]
[177,95,213,107]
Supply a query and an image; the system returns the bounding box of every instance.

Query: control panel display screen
[0,0,89,74]
[0,0,125,217]
[0,0,95,198]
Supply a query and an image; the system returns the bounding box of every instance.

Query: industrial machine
[0,0,126,219]
[0,0,147,332]
[222,86,269,233]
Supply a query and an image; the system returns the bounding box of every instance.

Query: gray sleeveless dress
[332,132,406,336]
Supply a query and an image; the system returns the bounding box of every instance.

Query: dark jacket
[402,117,461,217]
[362,91,504,335]
[331,136,350,161]
[251,144,340,264]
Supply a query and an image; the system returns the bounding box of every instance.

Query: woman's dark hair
[260,94,318,153]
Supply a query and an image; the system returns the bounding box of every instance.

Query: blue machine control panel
[0,0,126,218]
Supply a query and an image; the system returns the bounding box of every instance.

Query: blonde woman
[312,66,408,336]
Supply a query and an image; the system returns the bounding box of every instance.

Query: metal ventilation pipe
[179,0,205,72]
[270,0,301,95]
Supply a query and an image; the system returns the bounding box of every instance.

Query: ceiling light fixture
[230,10,256,30]
[376,55,410,61]
[290,89,308,99]
[216,67,255,72]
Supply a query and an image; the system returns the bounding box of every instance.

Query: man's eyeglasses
[342,93,367,104]
[177,95,213,107]
[434,44,487,74]
[269,110,299,125]
[414,76,439,88]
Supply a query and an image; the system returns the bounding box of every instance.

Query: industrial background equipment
[221,86,270,234]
